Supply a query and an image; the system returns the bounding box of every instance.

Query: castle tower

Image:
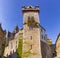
[22,6,42,58]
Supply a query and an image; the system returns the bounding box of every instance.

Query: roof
[40,25,46,31]
[19,25,46,32]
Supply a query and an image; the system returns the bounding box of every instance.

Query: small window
[30,36,32,40]
[44,36,45,40]
[10,51,12,55]
[42,35,43,39]
[28,16,30,20]
[41,29,43,32]
[16,41,17,48]
[30,45,32,49]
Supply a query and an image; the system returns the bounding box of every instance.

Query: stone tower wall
[22,6,42,58]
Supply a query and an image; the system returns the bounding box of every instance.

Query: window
[16,41,17,48]
[28,16,30,20]
[31,16,34,20]
[30,36,32,40]
[42,35,43,39]
[28,16,35,30]
[30,45,32,49]
[10,51,12,55]
[41,29,43,32]
[44,36,45,40]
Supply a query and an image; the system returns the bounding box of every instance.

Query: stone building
[4,26,19,58]
[22,5,42,58]
[0,23,6,57]
[3,5,52,58]
[40,26,52,58]
[22,5,52,58]
[56,33,60,58]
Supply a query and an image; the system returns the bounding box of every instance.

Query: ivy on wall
[24,16,39,28]
[22,49,37,58]
[17,39,23,58]
[16,38,38,58]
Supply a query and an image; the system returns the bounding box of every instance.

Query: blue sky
[0,0,60,44]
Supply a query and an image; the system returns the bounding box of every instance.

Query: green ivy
[22,49,37,58]
[27,19,39,28]
[17,39,23,58]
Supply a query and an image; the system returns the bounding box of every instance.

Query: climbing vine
[17,39,23,58]
[24,17,39,28]
[22,41,38,58]
[22,49,37,58]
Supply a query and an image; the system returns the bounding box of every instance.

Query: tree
[2,37,6,58]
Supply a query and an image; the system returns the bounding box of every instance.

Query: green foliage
[22,49,37,58]
[27,19,39,28]
[24,18,39,28]
[17,39,23,58]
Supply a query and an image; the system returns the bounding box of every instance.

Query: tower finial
[14,25,19,33]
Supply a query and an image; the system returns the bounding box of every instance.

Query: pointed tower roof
[14,25,19,33]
